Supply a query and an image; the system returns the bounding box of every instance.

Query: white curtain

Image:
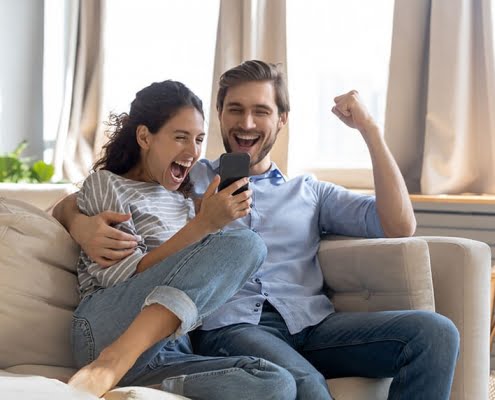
[385,0,495,194]
[52,0,105,183]
[206,0,290,173]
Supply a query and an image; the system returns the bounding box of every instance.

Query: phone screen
[218,153,250,195]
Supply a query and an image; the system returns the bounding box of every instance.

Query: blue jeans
[71,229,296,400]
[192,302,460,400]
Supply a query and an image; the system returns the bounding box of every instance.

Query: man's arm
[52,193,138,266]
[332,90,416,238]
[51,192,79,231]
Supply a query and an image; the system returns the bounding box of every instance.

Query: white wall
[0,0,44,160]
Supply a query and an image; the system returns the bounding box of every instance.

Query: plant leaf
[0,156,27,182]
[12,140,28,158]
[30,161,55,183]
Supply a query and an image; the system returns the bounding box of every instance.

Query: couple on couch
[53,60,459,400]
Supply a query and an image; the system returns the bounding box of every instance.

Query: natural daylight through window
[102,0,220,156]
[287,0,395,187]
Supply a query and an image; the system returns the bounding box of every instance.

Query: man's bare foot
[68,351,133,398]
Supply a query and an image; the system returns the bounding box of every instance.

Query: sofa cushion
[6,365,76,382]
[319,237,435,312]
[0,197,80,369]
[105,386,189,400]
[0,370,190,400]
[328,377,392,400]
[0,370,96,400]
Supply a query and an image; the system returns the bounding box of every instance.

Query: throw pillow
[0,197,80,369]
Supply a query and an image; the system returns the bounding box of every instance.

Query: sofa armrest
[318,237,435,312]
[417,236,491,400]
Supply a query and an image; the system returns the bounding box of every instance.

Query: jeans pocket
[71,316,96,368]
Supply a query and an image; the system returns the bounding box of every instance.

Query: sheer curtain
[205,0,290,173]
[52,0,105,183]
[385,0,495,194]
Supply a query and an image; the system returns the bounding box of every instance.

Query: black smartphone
[218,152,251,195]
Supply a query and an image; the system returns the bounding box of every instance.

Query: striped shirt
[76,170,195,298]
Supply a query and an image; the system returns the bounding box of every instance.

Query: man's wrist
[360,122,382,144]
[68,213,85,242]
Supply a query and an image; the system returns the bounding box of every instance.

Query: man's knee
[411,311,460,354]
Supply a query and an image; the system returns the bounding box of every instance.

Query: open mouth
[234,133,261,148]
[170,160,192,183]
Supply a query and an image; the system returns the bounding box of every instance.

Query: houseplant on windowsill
[0,141,77,211]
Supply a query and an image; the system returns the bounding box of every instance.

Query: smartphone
[218,152,251,195]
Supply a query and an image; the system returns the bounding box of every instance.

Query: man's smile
[232,131,262,151]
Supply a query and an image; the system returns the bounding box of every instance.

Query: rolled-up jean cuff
[141,286,199,340]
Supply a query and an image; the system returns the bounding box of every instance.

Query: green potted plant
[0,141,54,183]
[0,141,76,210]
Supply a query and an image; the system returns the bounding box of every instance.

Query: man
[54,60,459,399]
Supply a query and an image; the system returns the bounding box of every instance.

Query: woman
[68,80,294,399]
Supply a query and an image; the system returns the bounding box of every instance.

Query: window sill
[0,183,78,212]
[300,168,374,189]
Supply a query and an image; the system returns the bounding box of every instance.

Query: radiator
[412,197,495,266]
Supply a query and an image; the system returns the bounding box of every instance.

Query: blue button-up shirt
[189,158,384,334]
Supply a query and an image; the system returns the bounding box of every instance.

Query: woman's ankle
[98,346,136,371]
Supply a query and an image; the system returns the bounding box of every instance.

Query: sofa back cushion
[0,197,80,369]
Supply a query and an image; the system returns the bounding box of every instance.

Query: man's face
[218,81,287,172]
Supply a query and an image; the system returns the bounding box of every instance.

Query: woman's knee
[245,358,296,400]
[267,362,297,400]
[222,229,267,265]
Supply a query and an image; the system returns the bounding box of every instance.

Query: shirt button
[256,303,261,307]
[263,292,268,297]
[254,308,259,312]
[249,178,253,182]
[255,278,261,283]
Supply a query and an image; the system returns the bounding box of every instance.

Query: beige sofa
[0,197,491,400]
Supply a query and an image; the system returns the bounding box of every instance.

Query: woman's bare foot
[68,351,133,398]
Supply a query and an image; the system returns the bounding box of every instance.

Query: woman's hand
[195,175,251,232]
[136,176,251,272]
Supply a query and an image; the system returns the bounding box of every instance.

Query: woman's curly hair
[93,80,204,197]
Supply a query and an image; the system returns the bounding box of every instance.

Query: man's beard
[222,129,279,169]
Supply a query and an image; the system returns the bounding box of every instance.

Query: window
[286,0,395,187]
[43,0,75,162]
[102,0,220,154]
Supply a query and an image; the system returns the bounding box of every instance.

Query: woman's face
[140,106,205,191]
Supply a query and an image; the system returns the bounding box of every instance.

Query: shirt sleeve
[189,159,217,198]
[308,176,384,238]
[77,171,146,287]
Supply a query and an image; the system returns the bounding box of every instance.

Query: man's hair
[216,60,290,114]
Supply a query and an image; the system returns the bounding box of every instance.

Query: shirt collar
[211,158,286,182]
